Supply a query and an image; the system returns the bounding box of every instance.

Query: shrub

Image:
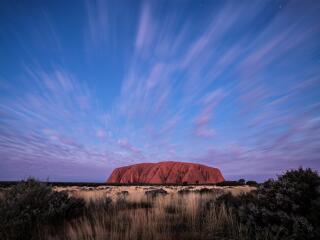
[238,178,246,184]
[217,168,320,240]
[0,178,85,240]
[196,188,213,194]
[246,180,258,186]
[178,189,192,194]
[216,181,244,186]
[196,188,224,195]
[145,188,168,198]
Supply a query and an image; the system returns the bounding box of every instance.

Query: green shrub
[217,168,320,240]
[0,178,85,240]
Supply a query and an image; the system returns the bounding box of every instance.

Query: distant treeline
[0,179,259,187]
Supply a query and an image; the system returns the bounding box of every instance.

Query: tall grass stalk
[45,192,243,240]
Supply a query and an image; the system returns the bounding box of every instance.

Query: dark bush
[178,189,192,194]
[216,181,244,186]
[217,168,320,240]
[0,178,85,240]
[196,188,213,194]
[238,178,246,184]
[246,180,258,186]
[145,188,168,198]
[178,188,224,196]
[195,188,224,195]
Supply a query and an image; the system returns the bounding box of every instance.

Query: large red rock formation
[107,161,224,184]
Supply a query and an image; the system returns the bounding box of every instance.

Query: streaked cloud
[0,0,319,181]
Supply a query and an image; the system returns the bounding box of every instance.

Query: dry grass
[53,185,254,200]
[45,185,254,240]
[0,188,5,200]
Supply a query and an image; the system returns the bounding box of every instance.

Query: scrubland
[53,184,254,201]
[1,168,319,240]
[57,186,246,240]
[0,183,255,240]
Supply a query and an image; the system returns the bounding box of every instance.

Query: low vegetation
[217,167,320,240]
[0,179,85,240]
[0,168,318,240]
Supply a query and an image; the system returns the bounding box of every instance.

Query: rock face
[107,161,224,184]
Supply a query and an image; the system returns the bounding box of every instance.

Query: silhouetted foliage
[217,167,320,240]
[238,178,246,184]
[216,180,244,186]
[0,178,85,240]
[246,180,258,186]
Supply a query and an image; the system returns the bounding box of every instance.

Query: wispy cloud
[85,0,109,48]
[1,0,319,181]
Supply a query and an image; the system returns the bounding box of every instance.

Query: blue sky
[0,0,319,182]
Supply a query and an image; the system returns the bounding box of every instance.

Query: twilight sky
[0,0,319,182]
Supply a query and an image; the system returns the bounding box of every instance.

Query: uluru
[107,161,224,184]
